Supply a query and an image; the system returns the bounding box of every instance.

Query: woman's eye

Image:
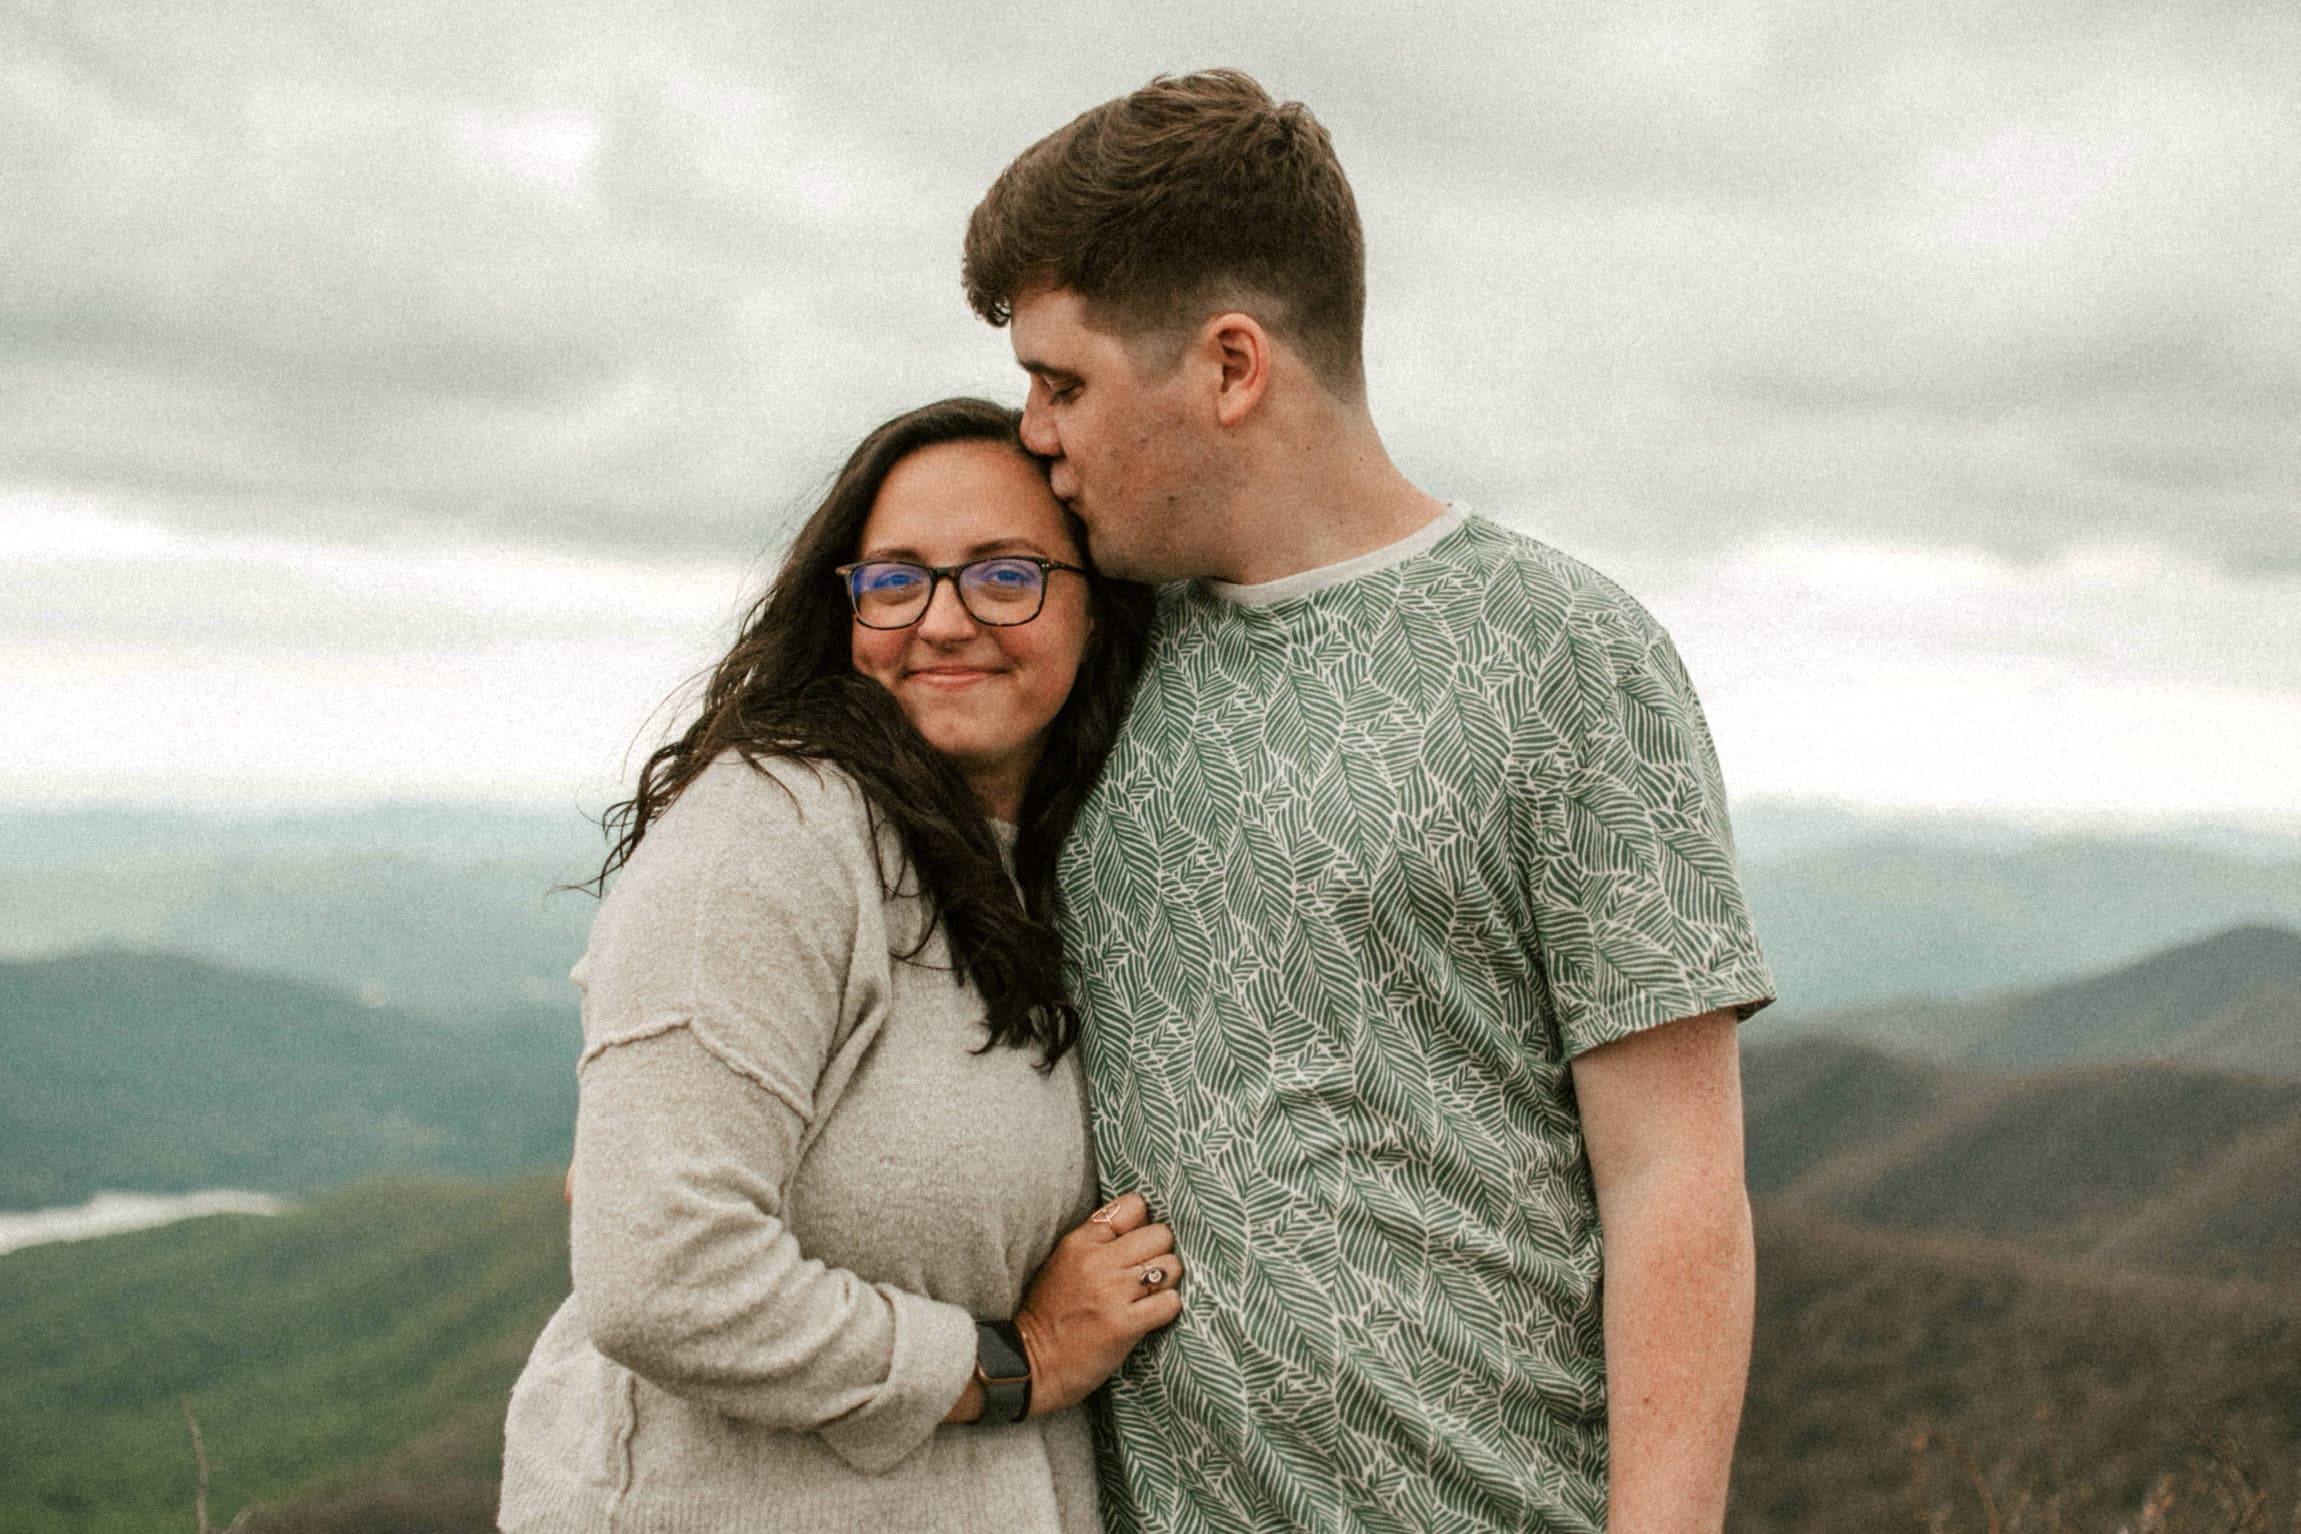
[864,566,924,593]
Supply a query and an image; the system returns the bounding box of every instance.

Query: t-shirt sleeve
[567,761,977,1474]
[1518,600,1775,1058]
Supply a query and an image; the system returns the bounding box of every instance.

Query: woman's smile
[905,662,1008,684]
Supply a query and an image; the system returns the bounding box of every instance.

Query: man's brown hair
[964,69,1367,399]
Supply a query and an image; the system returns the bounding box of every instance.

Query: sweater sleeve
[567,759,980,1475]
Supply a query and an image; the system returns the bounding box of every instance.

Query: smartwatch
[972,1319,1033,1425]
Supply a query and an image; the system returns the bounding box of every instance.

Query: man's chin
[1078,527,1153,583]
[1095,547,1183,584]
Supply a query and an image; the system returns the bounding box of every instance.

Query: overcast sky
[3,0,2296,828]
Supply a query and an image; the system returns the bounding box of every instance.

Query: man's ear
[1203,312,1272,428]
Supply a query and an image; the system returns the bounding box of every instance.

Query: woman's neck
[964,758,1031,824]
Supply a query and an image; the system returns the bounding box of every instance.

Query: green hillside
[1809,1066,2301,1252]
[1741,1035,1952,1194]
[2088,1111,2301,1282]
[0,951,576,1209]
[8,1173,2295,1534]
[0,1174,569,1534]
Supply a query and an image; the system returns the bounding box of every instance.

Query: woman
[500,398,1172,1531]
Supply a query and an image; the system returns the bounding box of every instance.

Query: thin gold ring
[1139,1265,1169,1287]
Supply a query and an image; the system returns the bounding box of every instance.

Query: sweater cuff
[815,1287,979,1474]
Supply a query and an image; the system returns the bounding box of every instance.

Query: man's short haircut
[965,69,1367,400]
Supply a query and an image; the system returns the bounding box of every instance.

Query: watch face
[974,1321,1033,1421]
[975,1321,1031,1382]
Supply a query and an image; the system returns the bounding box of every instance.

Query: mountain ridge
[1744,1032,2301,1283]
[0,948,575,1210]
[1766,922,2301,1079]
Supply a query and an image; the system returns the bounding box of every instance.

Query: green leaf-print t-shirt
[1058,511,1774,1534]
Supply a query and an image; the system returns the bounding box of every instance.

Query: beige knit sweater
[499,752,1101,1532]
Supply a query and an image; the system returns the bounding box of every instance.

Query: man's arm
[1571,1005,1754,1534]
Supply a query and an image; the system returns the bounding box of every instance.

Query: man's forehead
[1011,287,1187,378]
[1010,286,1097,357]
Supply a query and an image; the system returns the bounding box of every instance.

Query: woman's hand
[1014,1192,1184,1415]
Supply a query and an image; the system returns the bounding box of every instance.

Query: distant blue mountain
[0,806,603,1017]
[0,950,575,1210]
[1769,923,2301,1079]
[0,801,603,861]
[1739,835,2301,1012]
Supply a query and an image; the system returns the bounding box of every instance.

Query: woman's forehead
[859,441,1077,560]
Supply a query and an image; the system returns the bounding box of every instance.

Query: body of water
[0,1189,288,1256]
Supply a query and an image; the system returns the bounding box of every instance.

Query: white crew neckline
[1205,507,1467,608]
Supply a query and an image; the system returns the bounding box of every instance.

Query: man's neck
[1214,420,1449,587]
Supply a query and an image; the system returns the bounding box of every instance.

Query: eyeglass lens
[849,558,1048,627]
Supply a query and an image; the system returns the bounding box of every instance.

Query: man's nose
[915,576,980,640]
[1019,394,1059,459]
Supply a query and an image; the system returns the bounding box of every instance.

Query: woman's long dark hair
[596,397,1155,1065]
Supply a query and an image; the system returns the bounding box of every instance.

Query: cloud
[1639,535,2301,822]
[0,0,2293,576]
[0,2,1023,552]
[10,500,2292,819]
[0,493,755,806]
[0,491,752,656]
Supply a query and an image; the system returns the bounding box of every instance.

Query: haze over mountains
[0,804,600,1017]
[1737,833,2301,1011]
[6,799,2299,1020]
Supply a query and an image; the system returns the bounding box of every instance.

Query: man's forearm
[1597,1164,1755,1532]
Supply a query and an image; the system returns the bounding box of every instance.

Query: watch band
[973,1319,1032,1425]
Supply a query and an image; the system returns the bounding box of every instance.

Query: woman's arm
[573,1025,976,1471]
[568,760,1178,1468]
[569,763,967,1472]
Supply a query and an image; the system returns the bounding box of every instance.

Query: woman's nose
[914,575,980,640]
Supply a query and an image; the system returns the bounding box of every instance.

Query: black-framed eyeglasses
[835,555,1087,630]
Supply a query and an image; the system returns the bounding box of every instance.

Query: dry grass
[179,1401,495,1534]
[1907,1425,2301,1534]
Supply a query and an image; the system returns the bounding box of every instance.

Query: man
[965,70,1774,1534]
